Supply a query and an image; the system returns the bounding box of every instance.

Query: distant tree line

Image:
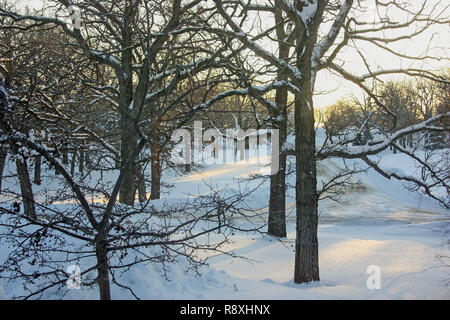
[318,74,450,150]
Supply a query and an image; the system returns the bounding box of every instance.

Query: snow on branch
[213,0,303,81]
[318,111,450,159]
[313,0,353,65]
[360,154,449,208]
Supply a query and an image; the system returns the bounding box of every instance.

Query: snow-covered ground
[0,144,449,300]
[154,152,450,300]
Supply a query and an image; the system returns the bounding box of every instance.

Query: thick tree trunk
[119,119,137,205]
[33,155,42,185]
[0,146,7,193]
[95,235,111,300]
[118,3,137,206]
[293,10,323,279]
[150,143,161,200]
[294,91,320,284]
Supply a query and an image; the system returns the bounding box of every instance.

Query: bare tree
[0,0,250,205]
[0,0,287,299]
[208,0,449,283]
[0,47,273,299]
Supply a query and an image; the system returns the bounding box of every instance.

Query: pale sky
[12,0,450,109]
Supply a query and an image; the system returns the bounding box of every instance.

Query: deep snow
[0,141,449,300]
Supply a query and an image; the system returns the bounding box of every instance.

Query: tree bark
[293,5,323,280]
[95,234,111,300]
[268,92,288,238]
[118,117,137,205]
[118,3,138,206]
[267,7,290,238]
[79,150,84,175]
[150,143,161,200]
[136,164,147,203]
[0,146,7,193]
[62,143,69,165]
[33,155,42,185]
[294,90,320,284]
[70,149,77,176]
[15,154,37,219]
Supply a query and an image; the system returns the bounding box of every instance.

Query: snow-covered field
[0,146,449,300]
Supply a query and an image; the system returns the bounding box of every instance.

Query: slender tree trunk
[150,143,161,200]
[268,94,287,237]
[34,155,42,185]
[136,164,147,203]
[15,153,36,219]
[85,150,91,168]
[95,234,111,300]
[0,51,35,216]
[114,152,121,169]
[0,146,7,193]
[79,150,84,175]
[267,8,290,237]
[62,145,69,165]
[70,149,77,176]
